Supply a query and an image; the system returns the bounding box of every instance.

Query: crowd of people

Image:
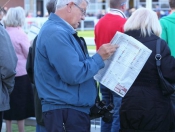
[1,0,175,132]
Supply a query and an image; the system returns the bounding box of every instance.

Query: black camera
[89,100,114,123]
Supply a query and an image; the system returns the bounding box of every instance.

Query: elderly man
[34,0,118,132]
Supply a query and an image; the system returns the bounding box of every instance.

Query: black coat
[120,30,175,132]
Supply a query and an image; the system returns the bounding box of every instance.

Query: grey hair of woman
[3,6,25,27]
[124,7,162,37]
[55,0,89,9]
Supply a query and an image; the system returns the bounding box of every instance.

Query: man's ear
[67,2,74,13]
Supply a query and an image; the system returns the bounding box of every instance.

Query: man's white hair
[56,0,89,9]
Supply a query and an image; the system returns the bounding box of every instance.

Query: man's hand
[97,43,119,60]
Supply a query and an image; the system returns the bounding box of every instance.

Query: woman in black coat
[119,8,175,132]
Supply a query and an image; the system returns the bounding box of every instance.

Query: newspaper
[94,31,152,97]
[27,25,40,42]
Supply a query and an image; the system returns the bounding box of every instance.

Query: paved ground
[1,123,6,132]
[1,122,100,132]
[91,125,101,132]
[1,111,101,132]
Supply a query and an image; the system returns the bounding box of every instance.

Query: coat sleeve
[0,26,17,94]
[160,39,175,83]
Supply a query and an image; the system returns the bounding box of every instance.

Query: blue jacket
[34,13,104,114]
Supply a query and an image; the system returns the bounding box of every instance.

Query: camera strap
[95,81,100,103]
[73,32,89,57]
[109,90,113,104]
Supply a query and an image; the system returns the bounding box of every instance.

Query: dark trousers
[43,108,90,132]
[0,112,3,132]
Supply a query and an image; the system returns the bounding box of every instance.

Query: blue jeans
[100,84,122,132]
[36,124,47,132]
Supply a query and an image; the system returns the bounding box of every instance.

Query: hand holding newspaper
[94,31,152,97]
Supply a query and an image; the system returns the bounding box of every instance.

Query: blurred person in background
[0,7,7,26]
[154,4,161,19]
[120,7,175,132]
[0,7,6,20]
[3,6,35,132]
[96,9,106,19]
[94,0,127,132]
[36,11,42,17]
[160,0,175,57]
[0,17,17,132]
[26,0,56,132]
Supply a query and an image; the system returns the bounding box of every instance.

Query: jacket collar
[125,30,159,43]
[108,8,127,18]
[48,13,76,35]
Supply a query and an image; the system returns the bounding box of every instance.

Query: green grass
[10,124,35,132]
[87,45,95,50]
[77,30,96,50]
[77,30,94,37]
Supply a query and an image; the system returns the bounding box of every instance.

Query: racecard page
[94,32,152,97]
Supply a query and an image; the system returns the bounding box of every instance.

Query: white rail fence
[2,118,101,132]
[24,17,98,32]
[84,37,96,56]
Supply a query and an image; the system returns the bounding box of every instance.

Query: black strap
[95,81,100,103]
[155,39,164,79]
[155,39,175,95]
[80,37,89,55]
[73,33,89,56]
[155,39,162,67]
[109,90,113,103]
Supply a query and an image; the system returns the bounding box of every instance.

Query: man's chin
[74,24,79,29]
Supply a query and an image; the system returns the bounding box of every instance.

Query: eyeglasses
[74,4,86,16]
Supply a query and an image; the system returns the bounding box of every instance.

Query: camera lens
[98,100,106,108]
[102,112,113,123]
[107,103,114,111]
